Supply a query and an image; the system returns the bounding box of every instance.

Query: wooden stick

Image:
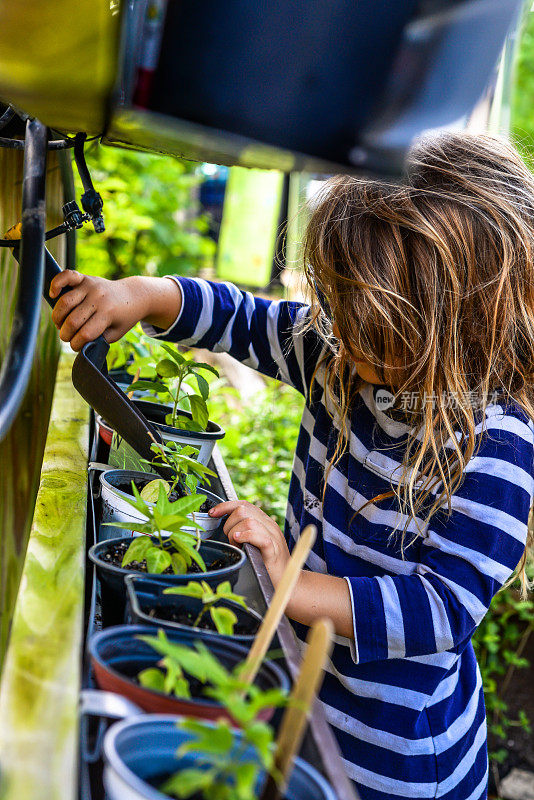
[239,524,316,686]
[260,618,334,800]
[127,367,141,399]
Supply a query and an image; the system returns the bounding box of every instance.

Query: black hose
[0,118,48,442]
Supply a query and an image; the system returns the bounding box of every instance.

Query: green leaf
[140,479,170,503]
[160,767,217,799]
[210,606,238,636]
[145,546,172,574]
[193,361,220,377]
[164,581,206,599]
[124,379,167,394]
[138,667,165,692]
[195,372,210,400]
[170,552,188,575]
[159,342,186,365]
[178,719,234,757]
[235,762,259,800]
[177,538,207,571]
[156,358,180,378]
[121,535,153,567]
[188,394,209,430]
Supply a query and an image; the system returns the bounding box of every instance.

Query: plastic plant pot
[124,574,262,643]
[103,714,337,800]
[109,400,225,468]
[99,469,224,542]
[89,536,245,627]
[96,413,114,446]
[89,625,290,723]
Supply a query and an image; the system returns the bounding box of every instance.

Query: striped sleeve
[142,275,323,396]
[345,412,534,664]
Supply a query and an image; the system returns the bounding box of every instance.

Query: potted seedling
[110,344,225,468]
[100,440,225,540]
[125,575,262,642]
[89,483,244,625]
[100,619,336,800]
[89,625,289,723]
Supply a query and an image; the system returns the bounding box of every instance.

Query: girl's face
[332,322,397,385]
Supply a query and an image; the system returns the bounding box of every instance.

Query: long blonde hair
[302,132,534,594]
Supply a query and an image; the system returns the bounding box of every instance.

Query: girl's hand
[49,272,183,351]
[209,500,290,586]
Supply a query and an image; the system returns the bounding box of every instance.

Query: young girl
[51,132,534,800]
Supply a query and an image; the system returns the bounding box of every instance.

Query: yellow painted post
[0,350,89,800]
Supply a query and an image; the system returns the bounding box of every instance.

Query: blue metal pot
[103,714,337,800]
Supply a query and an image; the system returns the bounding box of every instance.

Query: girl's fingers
[49,269,84,299]
[214,500,281,537]
[58,299,103,343]
[209,500,251,518]
[51,286,89,328]
[69,314,111,351]
[226,522,276,559]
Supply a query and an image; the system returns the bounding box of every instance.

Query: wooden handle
[239,524,316,686]
[261,618,334,800]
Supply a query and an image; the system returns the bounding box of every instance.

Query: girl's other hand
[209,500,291,586]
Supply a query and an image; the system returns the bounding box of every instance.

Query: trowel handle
[41,247,109,363]
[42,247,73,309]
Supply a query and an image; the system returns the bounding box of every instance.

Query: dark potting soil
[102,540,239,575]
[116,477,216,514]
[145,603,259,636]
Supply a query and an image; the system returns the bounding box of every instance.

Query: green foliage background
[74,143,215,280]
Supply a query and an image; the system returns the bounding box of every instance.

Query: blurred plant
[75,144,216,281]
[210,379,304,527]
[472,565,534,787]
[136,629,288,800]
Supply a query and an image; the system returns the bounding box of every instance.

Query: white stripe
[379,576,406,658]
[323,654,429,710]
[418,566,489,626]
[464,455,534,495]
[291,306,310,392]
[447,495,528,544]
[191,278,215,342]
[319,698,435,755]
[266,302,293,385]
[415,573,454,652]
[406,651,458,670]
[436,717,487,796]
[343,577,359,663]
[434,669,483,755]
[422,529,513,584]
[341,757,437,798]
[427,661,461,706]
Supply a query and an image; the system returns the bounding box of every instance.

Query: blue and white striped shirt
[145,276,534,800]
